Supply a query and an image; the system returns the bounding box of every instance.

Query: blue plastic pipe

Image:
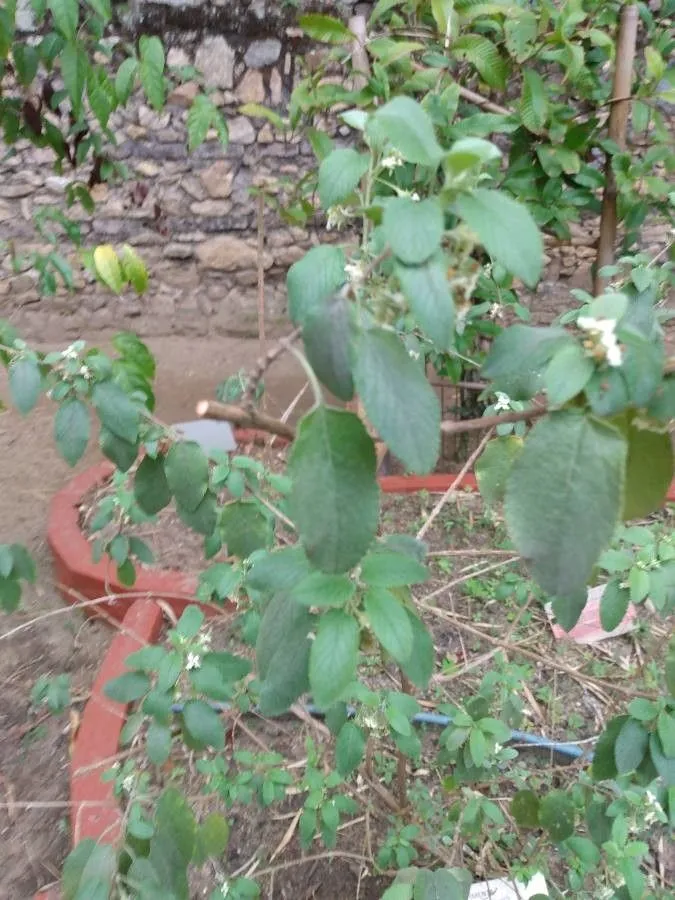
[170,701,593,761]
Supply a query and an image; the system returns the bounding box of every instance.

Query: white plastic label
[468,873,548,899]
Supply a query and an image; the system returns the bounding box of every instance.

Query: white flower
[198,631,212,651]
[494,392,511,412]
[344,260,365,284]
[186,652,201,671]
[220,882,230,897]
[326,206,351,231]
[62,345,79,360]
[122,774,134,794]
[408,349,420,361]
[493,743,503,754]
[79,365,92,380]
[488,302,503,320]
[578,315,623,367]
[381,152,404,172]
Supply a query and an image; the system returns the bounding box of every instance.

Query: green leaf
[9,357,42,414]
[648,375,675,422]
[364,587,413,664]
[291,571,355,608]
[92,380,139,443]
[54,399,90,466]
[115,57,138,104]
[592,716,628,781]
[621,421,673,520]
[302,293,354,401]
[289,407,378,573]
[454,189,543,287]
[146,721,172,765]
[299,13,355,43]
[600,579,631,632]
[544,342,595,406]
[186,94,225,152]
[360,551,428,587]
[256,593,314,716]
[566,836,600,867]
[99,428,138,473]
[246,547,311,595]
[475,436,524,508]
[615,718,649,774]
[511,789,541,828]
[13,43,40,85]
[287,245,346,327]
[120,245,149,295]
[309,609,360,708]
[335,721,366,776]
[318,148,369,210]
[134,455,171,515]
[198,563,241,603]
[93,244,124,294]
[551,590,587,633]
[182,699,225,750]
[650,733,675,786]
[538,791,575,842]
[413,868,472,900]
[176,492,218,536]
[657,711,675,758]
[354,327,440,474]
[193,813,230,866]
[104,671,150,703]
[48,0,79,39]
[520,70,548,134]
[396,254,455,351]
[383,197,444,266]
[165,441,209,512]
[482,325,571,400]
[87,66,114,129]
[0,576,21,612]
[585,797,613,847]
[149,788,195,893]
[445,137,501,175]
[139,35,165,110]
[175,605,204,640]
[505,412,626,598]
[453,34,506,89]
[367,96,443,167]
[620,331,665,407]
[400,611,434,689]
[628,566,649,604]
[221,500,273,559]
[62,840,116,900]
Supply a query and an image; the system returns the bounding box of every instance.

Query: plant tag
[173,420,237,453]
[468,873,548,899]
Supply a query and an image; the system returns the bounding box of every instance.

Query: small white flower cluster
[220,881,230,897]
[381,151,404,172]
[578,316,623,367]
[186,651,201,671]
[643,789,666,826]
[493,392,511,412]
[61,341,84,360]
[121,773,135,794]
[488,302,503,320]
[326,206,352,231]
[344,260,365,284]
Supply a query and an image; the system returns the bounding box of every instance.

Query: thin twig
[196,400,296,440]
[241,326,302,409]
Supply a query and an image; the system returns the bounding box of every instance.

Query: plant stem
[241,325,302,410]
[195,400,296,440]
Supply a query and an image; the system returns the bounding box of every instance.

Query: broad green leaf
[379,534,427,563]
[221,500,273,558]
[520,70,548,134]
[453,34,507,90]
[99,427,138,473]
[291,571,355,608]
[87,66,114,129]
[544,342,594,406]
[367,96,443,167]
[309,609,360,708]
[354,328,440,474]
[9,357,42,414]
[647,375,675,422]
[176,492,218,536]
[621,420,673,520]
[256,593,314,716]
[193,814,230,866]
[120,245,149,294]
[146,721,172,765]
[585,367,630,418]
[115,57,138,104]
[104,671,151,703]
[54,399,90,466]
[592,716,628,781]
[181,699,225,750]
[318,148,369,209]
[615,718,648,774]
[335,721,366,776]
[400,611,434,689]
[629,566,649,605]
[383,197,444,266]
[482,325,571,400]
[445,137,501,174]
[198,563,241,603]
[92,380,139,443]
[657,711,675,758]
[620,330,665,407]
[0,576,21,613]
[360,551,428,587]
[139,35,165,110]
[299,13,355,43]
[511,789,541,828]
[175,605,204,640]
[505,412,626,598]
[585,797,613,846]
[165,441,209,512]
[599,579,630,632]
[134,455,171,515]
[149,788,195,893]
[538,791,575,842]
[302,293,354,401]
[62,840,116,900]
[650,733,675,786]
[475,436,524,508]
[287,245,346,327]
[413,867,472,900]
[454,189,543,287]
[48,0,79,39]
[93,244,124,293]
[13,43,40,85]
[551,589,587,633]
[396,254,455,351]
[364,586,413,664]
[246,546,311,595]
[289,407,378,573]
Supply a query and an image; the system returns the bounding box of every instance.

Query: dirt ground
[0,331,307,899]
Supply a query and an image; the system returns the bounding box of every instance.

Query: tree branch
[195,400,296,440]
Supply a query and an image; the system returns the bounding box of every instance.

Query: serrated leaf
[9,357,42,414]
[181,699,225,750]
[361,551,428,587]
[335,721,366,776]
[453,34,507,90]
[367,96,443,167]
[93,244,124,293]
[475,436,524,508]
[520,70,548,134]
[599,579,631,632]
[165,441,209,512]
[302,293,354,401]
[246,546,311,595]
[538,790,575,842]
[299,13,355,43]
[291,571,355,608]
[187,94,218,152]
[289,407,378,573]
[221,500,273,558]
[544,342,595,406]
[615,718,648,774]
[287,245,346,327]
[309,609,360,708]
[354,327,440,474]
[396,254,455,351]
[364,587,413,664]
[505,412,626,598]
[54,399,90,466]
[256,593,314,716]
[482,325,571,400]
[134,455,171,515]
[92,380,139,443]
[139,35,165,110]
[454,189,543,287]
[318,148,369,209]
[383,197,444,266]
